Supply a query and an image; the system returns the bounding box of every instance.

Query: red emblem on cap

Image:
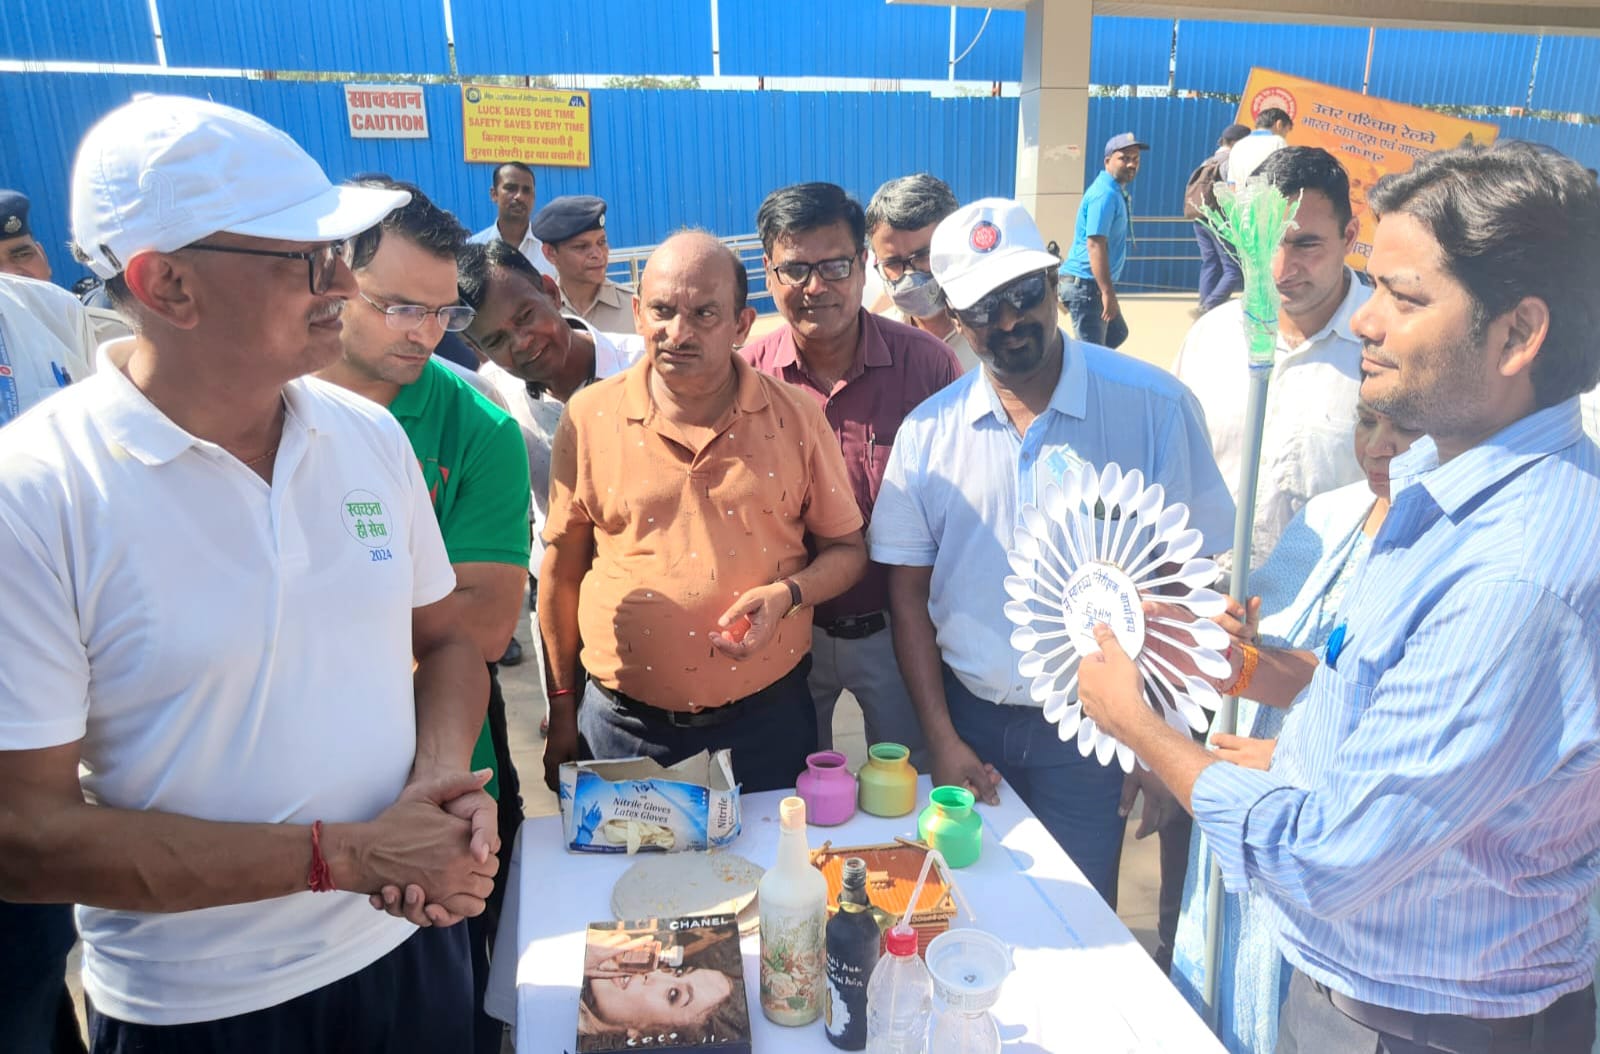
[970,220,1001,253]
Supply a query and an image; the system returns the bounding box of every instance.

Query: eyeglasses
[770,256,856,287]
[185,241,346,296]
[950,271,1051,327]
[875,248,931,283]
[357,290,477,333]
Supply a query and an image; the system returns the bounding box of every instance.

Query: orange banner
[1237,69,1498,269]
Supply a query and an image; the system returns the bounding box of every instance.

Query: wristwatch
[780,577,804,618]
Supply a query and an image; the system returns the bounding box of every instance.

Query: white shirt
[0,274,96,424]
[479,317,641,576]
[870,332,1235,706]
[0,351,455,1025]
[1174,272,1371,567]
[470,221,558,279]
[1226,130,1288,184]
[879,304,980,373]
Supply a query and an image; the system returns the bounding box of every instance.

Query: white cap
[71,95,410,279]
[930,197,1060,310]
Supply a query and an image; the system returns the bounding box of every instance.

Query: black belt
[1311,975,1596,1054]
[818,611,887,639]
[589,679,751,729]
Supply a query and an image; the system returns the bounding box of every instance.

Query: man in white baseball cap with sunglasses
[869,197,1233,909]
[0,95,498,1051]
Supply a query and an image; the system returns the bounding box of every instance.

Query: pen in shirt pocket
[1325,622,1348,670]
[51,361,72,388]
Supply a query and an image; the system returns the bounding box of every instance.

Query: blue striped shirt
[1193,398,1600,1017]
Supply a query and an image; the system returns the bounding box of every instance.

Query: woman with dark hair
[577,924,747,1049]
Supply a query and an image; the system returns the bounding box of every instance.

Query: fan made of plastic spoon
[1003,462,1231,772]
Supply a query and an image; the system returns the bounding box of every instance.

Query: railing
[606,220,1203,301]
[607,233,773,308]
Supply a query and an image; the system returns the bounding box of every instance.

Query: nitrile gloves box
[558,749,742,853]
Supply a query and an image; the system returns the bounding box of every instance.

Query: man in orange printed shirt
[539,230,867,792]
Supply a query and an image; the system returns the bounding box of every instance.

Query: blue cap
[1104,132,1150,158]
[528,195,607,245]
[0,190,33,239]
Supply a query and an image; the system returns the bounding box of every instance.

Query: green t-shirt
[391,359,532,799]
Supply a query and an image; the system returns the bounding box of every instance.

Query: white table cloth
[487,777,1224,1052]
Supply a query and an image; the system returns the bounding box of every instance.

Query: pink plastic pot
[795,750,857,826]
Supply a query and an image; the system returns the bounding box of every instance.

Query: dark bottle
[824,857,882,1050]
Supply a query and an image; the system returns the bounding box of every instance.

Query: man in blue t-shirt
[1059,132,1147,350]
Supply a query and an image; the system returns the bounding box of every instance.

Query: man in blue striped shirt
[1081,142,1600,1053]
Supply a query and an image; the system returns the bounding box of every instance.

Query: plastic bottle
[759,796,828,1026]
[864,923,932,1053]
[825,857,881,1049]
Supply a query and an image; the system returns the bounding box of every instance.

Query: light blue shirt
[1194,399,1600,1017]
[869,332,1234,705]
[1063,170,1133,283]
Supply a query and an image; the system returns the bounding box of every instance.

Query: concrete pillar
[1015,0,1092,250]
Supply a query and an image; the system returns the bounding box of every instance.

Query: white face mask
[887,269,946,319]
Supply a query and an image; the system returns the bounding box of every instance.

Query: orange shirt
[545,354,863,710]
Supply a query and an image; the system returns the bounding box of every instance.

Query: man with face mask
[870,198,1233,907]
[865,175,977,372]
[742,182,961,768]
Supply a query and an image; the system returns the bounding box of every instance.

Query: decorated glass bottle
[759,796,827,1026]
[825,857,881,1049]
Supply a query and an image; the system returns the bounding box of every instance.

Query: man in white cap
[869,197,1233,907]
[0,95,498,1051]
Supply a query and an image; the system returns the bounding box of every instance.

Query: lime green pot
[857,742,918,817]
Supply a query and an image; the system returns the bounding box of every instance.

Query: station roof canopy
[890,0,1600,36]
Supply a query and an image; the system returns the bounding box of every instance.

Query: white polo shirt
[0,274,96,424]
[470,221,558,280]
[0,348,455,1025]
[1174,272,1371,567]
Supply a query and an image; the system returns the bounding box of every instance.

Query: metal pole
[1201,362,1272,1028]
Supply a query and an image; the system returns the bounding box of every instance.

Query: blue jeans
[1194,223,1242,310]
[88,924,472,1053]
[0,900,83,1054]
[942,666,1127,907]
[1059,274,1129,349]
[578,657,817,794]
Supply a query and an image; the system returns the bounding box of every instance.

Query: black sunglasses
[770,256,855,287]
[951,270,1051,327]
[185,241,346,296]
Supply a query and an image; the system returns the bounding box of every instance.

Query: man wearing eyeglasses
[865,174,978,372]
[743,182,961,770]
[869,198,1233,907]
[0,96,500,1051]
[314,180,531,1054]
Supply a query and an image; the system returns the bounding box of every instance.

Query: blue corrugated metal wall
[0,0,156,63]
[453,0,714,78]
[1091,17,1173,88]
[0,74,1020,286]
[1529,36,1600,114]
[717,2,1023,81]
[158,0,451,73]
[1366,29,1538,108]
[1174,20,1370,94]
[1085,96,1239,291]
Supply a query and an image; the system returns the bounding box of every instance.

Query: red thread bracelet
[308,820,336,892]
[548,687,577,700]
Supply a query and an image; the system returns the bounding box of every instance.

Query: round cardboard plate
[611,851,765,926]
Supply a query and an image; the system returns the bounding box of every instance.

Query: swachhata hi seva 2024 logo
[341,489,391,547]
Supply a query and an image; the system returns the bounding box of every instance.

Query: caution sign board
[1237,69,1498,268]
[461,84,591,168]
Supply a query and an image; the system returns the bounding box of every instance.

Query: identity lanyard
[0,316,19,426]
